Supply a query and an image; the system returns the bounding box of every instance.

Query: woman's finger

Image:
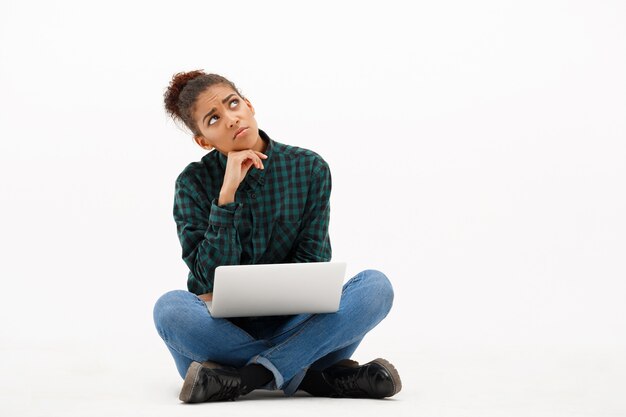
[247,151,264,169]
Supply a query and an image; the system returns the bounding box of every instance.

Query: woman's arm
[288,160,332,263]
[174,150,266,294]
[174,177,243,294]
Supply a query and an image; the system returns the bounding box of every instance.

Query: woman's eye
[208,99,239,126]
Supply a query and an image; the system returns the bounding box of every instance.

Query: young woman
[153,70,402,403]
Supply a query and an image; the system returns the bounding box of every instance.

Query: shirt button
[251,193,256,199]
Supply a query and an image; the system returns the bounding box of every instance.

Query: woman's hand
[197,293,213,302]
[219,149,267,205]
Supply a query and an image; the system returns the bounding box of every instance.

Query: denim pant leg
[308,340,364,371]
[153,289,272,379]
[248,269,394,396]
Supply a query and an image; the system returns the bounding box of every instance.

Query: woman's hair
[164,70,244,137]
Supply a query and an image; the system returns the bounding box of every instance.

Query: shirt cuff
[208,197,241,227]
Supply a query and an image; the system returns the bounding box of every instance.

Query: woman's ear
[194,136,214,151]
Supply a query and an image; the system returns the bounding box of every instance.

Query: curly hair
[163,70,244,138]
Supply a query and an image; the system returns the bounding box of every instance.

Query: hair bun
[164,70,205,120]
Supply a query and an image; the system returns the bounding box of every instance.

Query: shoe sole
[179,361,221,403]
[371,358,402,397]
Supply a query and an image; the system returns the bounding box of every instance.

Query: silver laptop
[205,262,347,318]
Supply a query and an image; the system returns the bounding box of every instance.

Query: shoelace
[333,370,365,396]
[211,377,243,401]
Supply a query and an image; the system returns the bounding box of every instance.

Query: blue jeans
[152,269,394,396]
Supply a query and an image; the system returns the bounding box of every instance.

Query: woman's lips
[234,127,248,139]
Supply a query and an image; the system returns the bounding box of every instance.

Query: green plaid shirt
[173,128,332,295]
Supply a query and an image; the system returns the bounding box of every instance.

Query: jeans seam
[267,314,315,341]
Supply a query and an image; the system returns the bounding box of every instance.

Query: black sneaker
[179,361,249,403]
[321,358,402,399]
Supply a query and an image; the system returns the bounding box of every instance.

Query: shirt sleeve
[288,160,332,263]
[173,177,242,294]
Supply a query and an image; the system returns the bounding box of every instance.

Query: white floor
[2,344,625,417]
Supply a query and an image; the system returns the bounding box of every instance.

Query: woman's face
[191,84,262,154]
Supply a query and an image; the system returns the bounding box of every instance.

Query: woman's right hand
[219,149,268,205]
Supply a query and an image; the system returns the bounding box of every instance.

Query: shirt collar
[217,128,273,189]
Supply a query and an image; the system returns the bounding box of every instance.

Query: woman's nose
[226,114,239,127]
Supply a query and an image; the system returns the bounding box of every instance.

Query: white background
[1,0,625,416]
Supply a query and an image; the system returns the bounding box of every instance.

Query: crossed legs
[153,269,394,396]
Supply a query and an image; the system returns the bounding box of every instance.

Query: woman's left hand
[197,293,213,302]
